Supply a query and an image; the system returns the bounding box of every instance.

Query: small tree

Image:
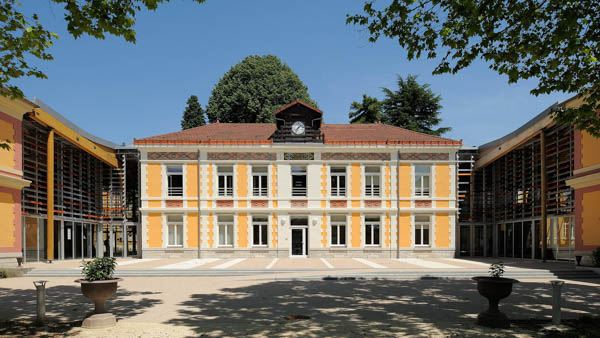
[349,94,382,124]
[181,95,206,130]
[382,75,451,136]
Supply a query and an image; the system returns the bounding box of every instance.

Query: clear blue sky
[15,1,571,147]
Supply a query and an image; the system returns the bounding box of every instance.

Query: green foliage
[181,95,206,130]
[381,75,451,136]
[0,270,6,279]
[592,247,600,267]
[206,55,317,123]
[489,262,505,278]
[0,139,11,151]
[81,257,117,281]
[347,1,600,136]
[0,0,205,98]
[349,94,382,124]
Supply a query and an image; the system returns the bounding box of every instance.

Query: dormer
[272,100,324,143]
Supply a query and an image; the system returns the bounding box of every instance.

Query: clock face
[291,121,305,135]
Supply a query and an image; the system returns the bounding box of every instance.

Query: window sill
[414,246,431,250]
[364,245,382,248]
[252,245,268,248]
[217,245,234,248]
[330,245,347,248]
[166,245,183,248]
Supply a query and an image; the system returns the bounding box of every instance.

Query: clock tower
[272,99,323,143]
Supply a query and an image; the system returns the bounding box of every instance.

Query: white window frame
[217,166,234,197]
[414,165,431,197]
[167,165,183,197]
[217,216,234,247]
[252,216,268,247]
[167,215,183,247]
[330,167,346,197]
[415,215,431,247]
[364,216,381,246]
[291,166,307,197]
[365,166,381,197]
[330,216,346,247]
[252,167,268,197]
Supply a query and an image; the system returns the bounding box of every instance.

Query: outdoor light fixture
[312,219,318,227]
[280,219,286,226]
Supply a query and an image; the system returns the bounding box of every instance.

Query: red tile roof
[134,122,461,146]
[273,99,323,115]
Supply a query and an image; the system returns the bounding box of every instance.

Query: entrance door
[291,228,307,257]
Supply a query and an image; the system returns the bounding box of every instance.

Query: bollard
[550,280,565,325]
[33,280,48,325]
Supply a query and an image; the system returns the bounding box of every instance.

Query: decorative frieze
[364,200,381,208]
[251,200,268,208]
[415,200,432,208]
[321,152,390,161]
[216,200,234,208]
[291,200,308,208]
[148,152,198,160]
[330,200,347,208]
[399,153,449,161]
[207,152,276,161]
[165,200,183,208]
[284,152,314,160]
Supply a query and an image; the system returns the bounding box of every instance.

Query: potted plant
[472,262,519,328]
[76,257,122,329]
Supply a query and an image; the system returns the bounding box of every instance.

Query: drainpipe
[397,150,401,259]
[197,150,201,259]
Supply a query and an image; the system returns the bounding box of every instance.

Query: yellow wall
[146,163,162,198]
[0,192,15,247]
[350,212,361,248]
[207,213,214,248]
[437,201,449,208]
[146,213,162,248]
[207,164,213,208]
[435,213,451,248]
[399,164,411,197]
[321,212,327,248]
[271,165,278,208]
[271,213,278,247]
[582,190,600,246]
[186,164,198,197]
[0,119,15,169]
[385,164,391,198]
[582,132,600,168]
[237,213,248,248]
[320,164,327,208]
[350,163,361,197]
[187,212,198,248]
[399,213,411,247]
[435,164,451,198]
[385,213,391,248]
[237,164,248,197]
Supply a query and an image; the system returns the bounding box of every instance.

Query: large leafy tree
[206,55,316,123]
[1,0,204,98]
[181,95,206,130]
[381,75,451,136]
[347,1,600,136]
[348,94,382,124]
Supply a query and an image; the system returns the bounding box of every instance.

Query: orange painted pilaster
[271,213,278,247]
[435,213,451,248]
[46,130,54,260]
[399,164,411,197]
[237,213,248,248]
[321,212,327,248]
[350,213,361,248]
[434,164,451,198]
[399,213,411,247]
[187,212,198,248]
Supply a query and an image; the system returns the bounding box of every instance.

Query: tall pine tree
[181,95,206,130]
[382,75,451,136]
[348,94,382,124]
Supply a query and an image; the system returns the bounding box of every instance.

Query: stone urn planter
[76,257,120,329]
[473,263,518,328]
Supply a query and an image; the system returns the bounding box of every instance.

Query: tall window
[330,167,346,197]
[415,215,430,246]
[414,165,431,196]
[218,166,233,197]
[167,166,183,196]
[252,167,268,197]
[167,215,183,246]
[252,216,268,246]
[331,215,346,246]
[218,215,234,247]
[365,167,380,197]
[291,166,307,197]
[365,216,380,246]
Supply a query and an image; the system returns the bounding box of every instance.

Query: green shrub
[81,257,117,281]
[489,262,505,278]
[0,270,7,279]
[592,247,600,267]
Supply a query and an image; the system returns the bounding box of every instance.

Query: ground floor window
[365,216,380,246]
[167,215,183,247]
[218,215,234,247]
[252,216,268,246]
[415,215,430,246]
[330,215,346,246]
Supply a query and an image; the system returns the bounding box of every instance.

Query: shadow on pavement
[167,278,600,336]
